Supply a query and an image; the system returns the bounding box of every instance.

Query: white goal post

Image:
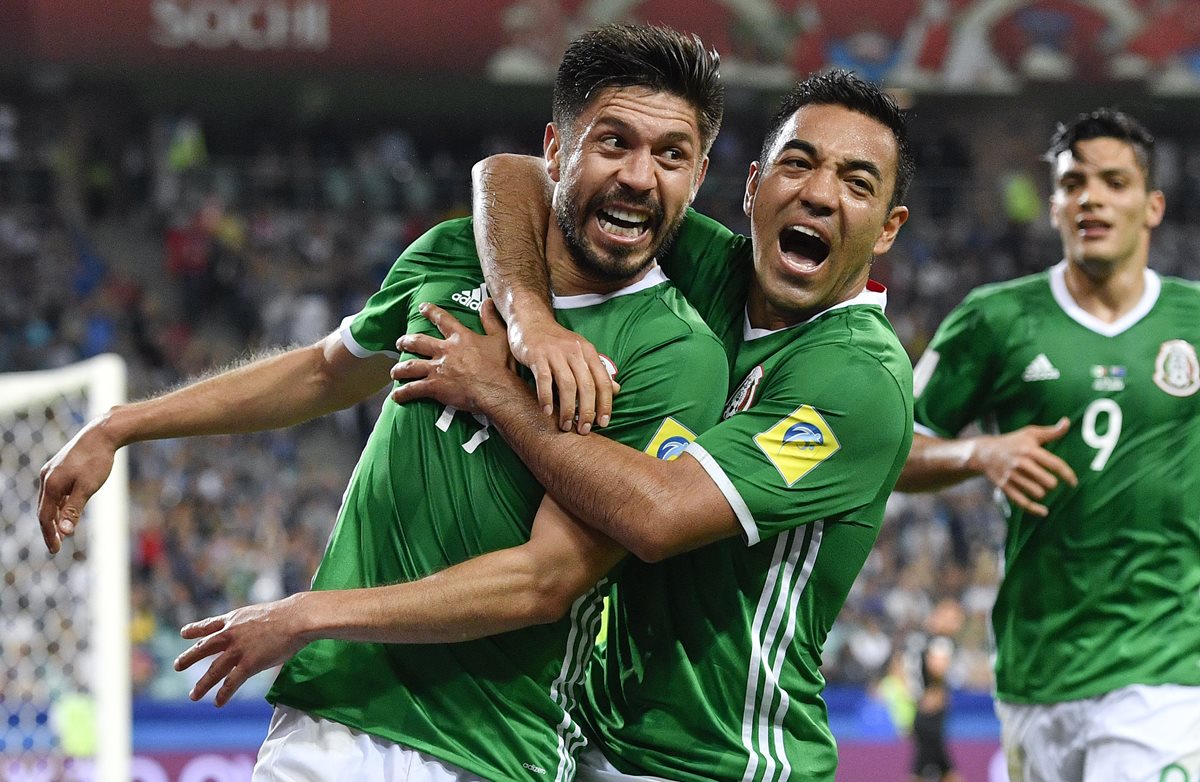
[0,354,130,782]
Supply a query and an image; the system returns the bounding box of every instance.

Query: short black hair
[759,69,914,209]
[1045,108,1157,189]
[553,24,724,156]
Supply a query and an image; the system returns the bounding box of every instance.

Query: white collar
[743,280,888,342]
[1048,260,1159,337]
[552,265,668,309]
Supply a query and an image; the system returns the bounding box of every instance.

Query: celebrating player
[898,109,1200,781]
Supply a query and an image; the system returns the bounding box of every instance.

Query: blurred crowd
[4,87,1200,705]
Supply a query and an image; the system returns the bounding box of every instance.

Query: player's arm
[472,153,614,434]
[38,334,392,553]
[393,301,740,561]
[898,425,1077,517]
[173,495,625,706]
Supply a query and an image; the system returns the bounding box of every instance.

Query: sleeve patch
[753,405,841,486]
[643,417,698,461]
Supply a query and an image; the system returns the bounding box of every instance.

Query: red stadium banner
[1,3,1198,103]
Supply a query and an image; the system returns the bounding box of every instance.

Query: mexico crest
[1153,340,1200,397]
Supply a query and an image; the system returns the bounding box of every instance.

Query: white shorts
[252,705,489,782]
[575,745,675,782]
[995,684,1200,782]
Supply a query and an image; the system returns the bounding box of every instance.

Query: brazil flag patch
[643,417,697,461]
[754,405,840,486]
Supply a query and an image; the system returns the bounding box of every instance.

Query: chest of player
[990,314,1200,443]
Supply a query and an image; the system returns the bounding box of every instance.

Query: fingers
[187,652,238,703]
[1033,416,1071,444]
[418,302,466,338]
[390,378,436,405]
[532,361,555,416]
[1001,483,1050,518]
[36,478,63,555]
[180,615,228,640]
[480,299,508,338]
[565,352,596,435]
[214,665,252,708]
[390,358,433,384]
[396,333,442,359]
[1035,449,1078,488]
[548,354,577,432]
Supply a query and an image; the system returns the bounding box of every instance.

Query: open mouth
[597,207,651,240]
[1077,218,1110,237]
[779,225,830,270]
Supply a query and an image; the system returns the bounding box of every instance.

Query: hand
[390,299,518,413]
[174,595,310,707]
[507,310,615,435]
[974,417,1077,517]
[37,419,119,555]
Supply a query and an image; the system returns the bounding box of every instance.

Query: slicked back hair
[1045,108,1157,190]
[552,24,724,156]
[760,69,914,210]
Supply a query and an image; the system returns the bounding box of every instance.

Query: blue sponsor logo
[782,422,823,450]
[656,435,690,460]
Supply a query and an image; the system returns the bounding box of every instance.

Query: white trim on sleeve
[683,441,759,545]
[338,315,401,359]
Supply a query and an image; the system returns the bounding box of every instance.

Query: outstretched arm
[37,333,392,553]
[173,495,625,706]
[896,422,1078,517]
[392,302,740,561]
[472,154,614,434]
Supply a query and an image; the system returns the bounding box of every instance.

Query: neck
[545,224,651,296]
[1063,254,1148,324]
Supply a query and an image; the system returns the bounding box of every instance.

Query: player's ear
[689,156,709,206]
[743,161,761,218]
[544,123,563,183]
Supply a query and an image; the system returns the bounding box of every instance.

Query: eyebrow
[778,139,883,182]
[592,116,698,148]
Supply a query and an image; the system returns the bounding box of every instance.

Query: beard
[555,181,683,284]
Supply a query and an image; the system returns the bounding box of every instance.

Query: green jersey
[913,261,1200,705]
[583,211,915,781]
[267,218,728,782]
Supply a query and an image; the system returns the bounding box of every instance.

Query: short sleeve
[687,345,910,545]
[912,294,998,438]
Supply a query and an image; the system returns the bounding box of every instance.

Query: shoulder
[395,217,477,268]
[960,272,1050,314]
[786,309,913,402]
[673,209,751,260]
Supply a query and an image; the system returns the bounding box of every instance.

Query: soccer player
[391,70,915,781]
[37,24,728,782]
[897,109,1200,781]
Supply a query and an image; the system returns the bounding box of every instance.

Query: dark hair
[553,24,724,156]
[759,69,914,209]
[1045,108,1156,189]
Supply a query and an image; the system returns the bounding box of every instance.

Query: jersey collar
[551,265,667,310]
[742,279,889,342]
[1048,260,1160,337]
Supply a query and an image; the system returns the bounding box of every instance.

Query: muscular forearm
[895,432,981,492]
[297,542,599,644]
[476,375,711,562]
[471,154,554,323]
[102,338,385,448]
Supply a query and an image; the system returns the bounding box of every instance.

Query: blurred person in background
[897,108,1200,782]
[37,23,726,782]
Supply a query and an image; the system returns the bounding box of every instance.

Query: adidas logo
[451,283,488,312]
[1022,353,1060,382]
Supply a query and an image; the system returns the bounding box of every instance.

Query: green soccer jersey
[266,218,728,782]
[913,261,1200,705]
[582,210,915,782]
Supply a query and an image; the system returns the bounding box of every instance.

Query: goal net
[0,354,130,782]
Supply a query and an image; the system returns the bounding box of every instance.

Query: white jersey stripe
[768,522,823,781]
[739,524,823,782]
[551,579,608,782]
[740,529,795,781]
[753,528,805,782]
